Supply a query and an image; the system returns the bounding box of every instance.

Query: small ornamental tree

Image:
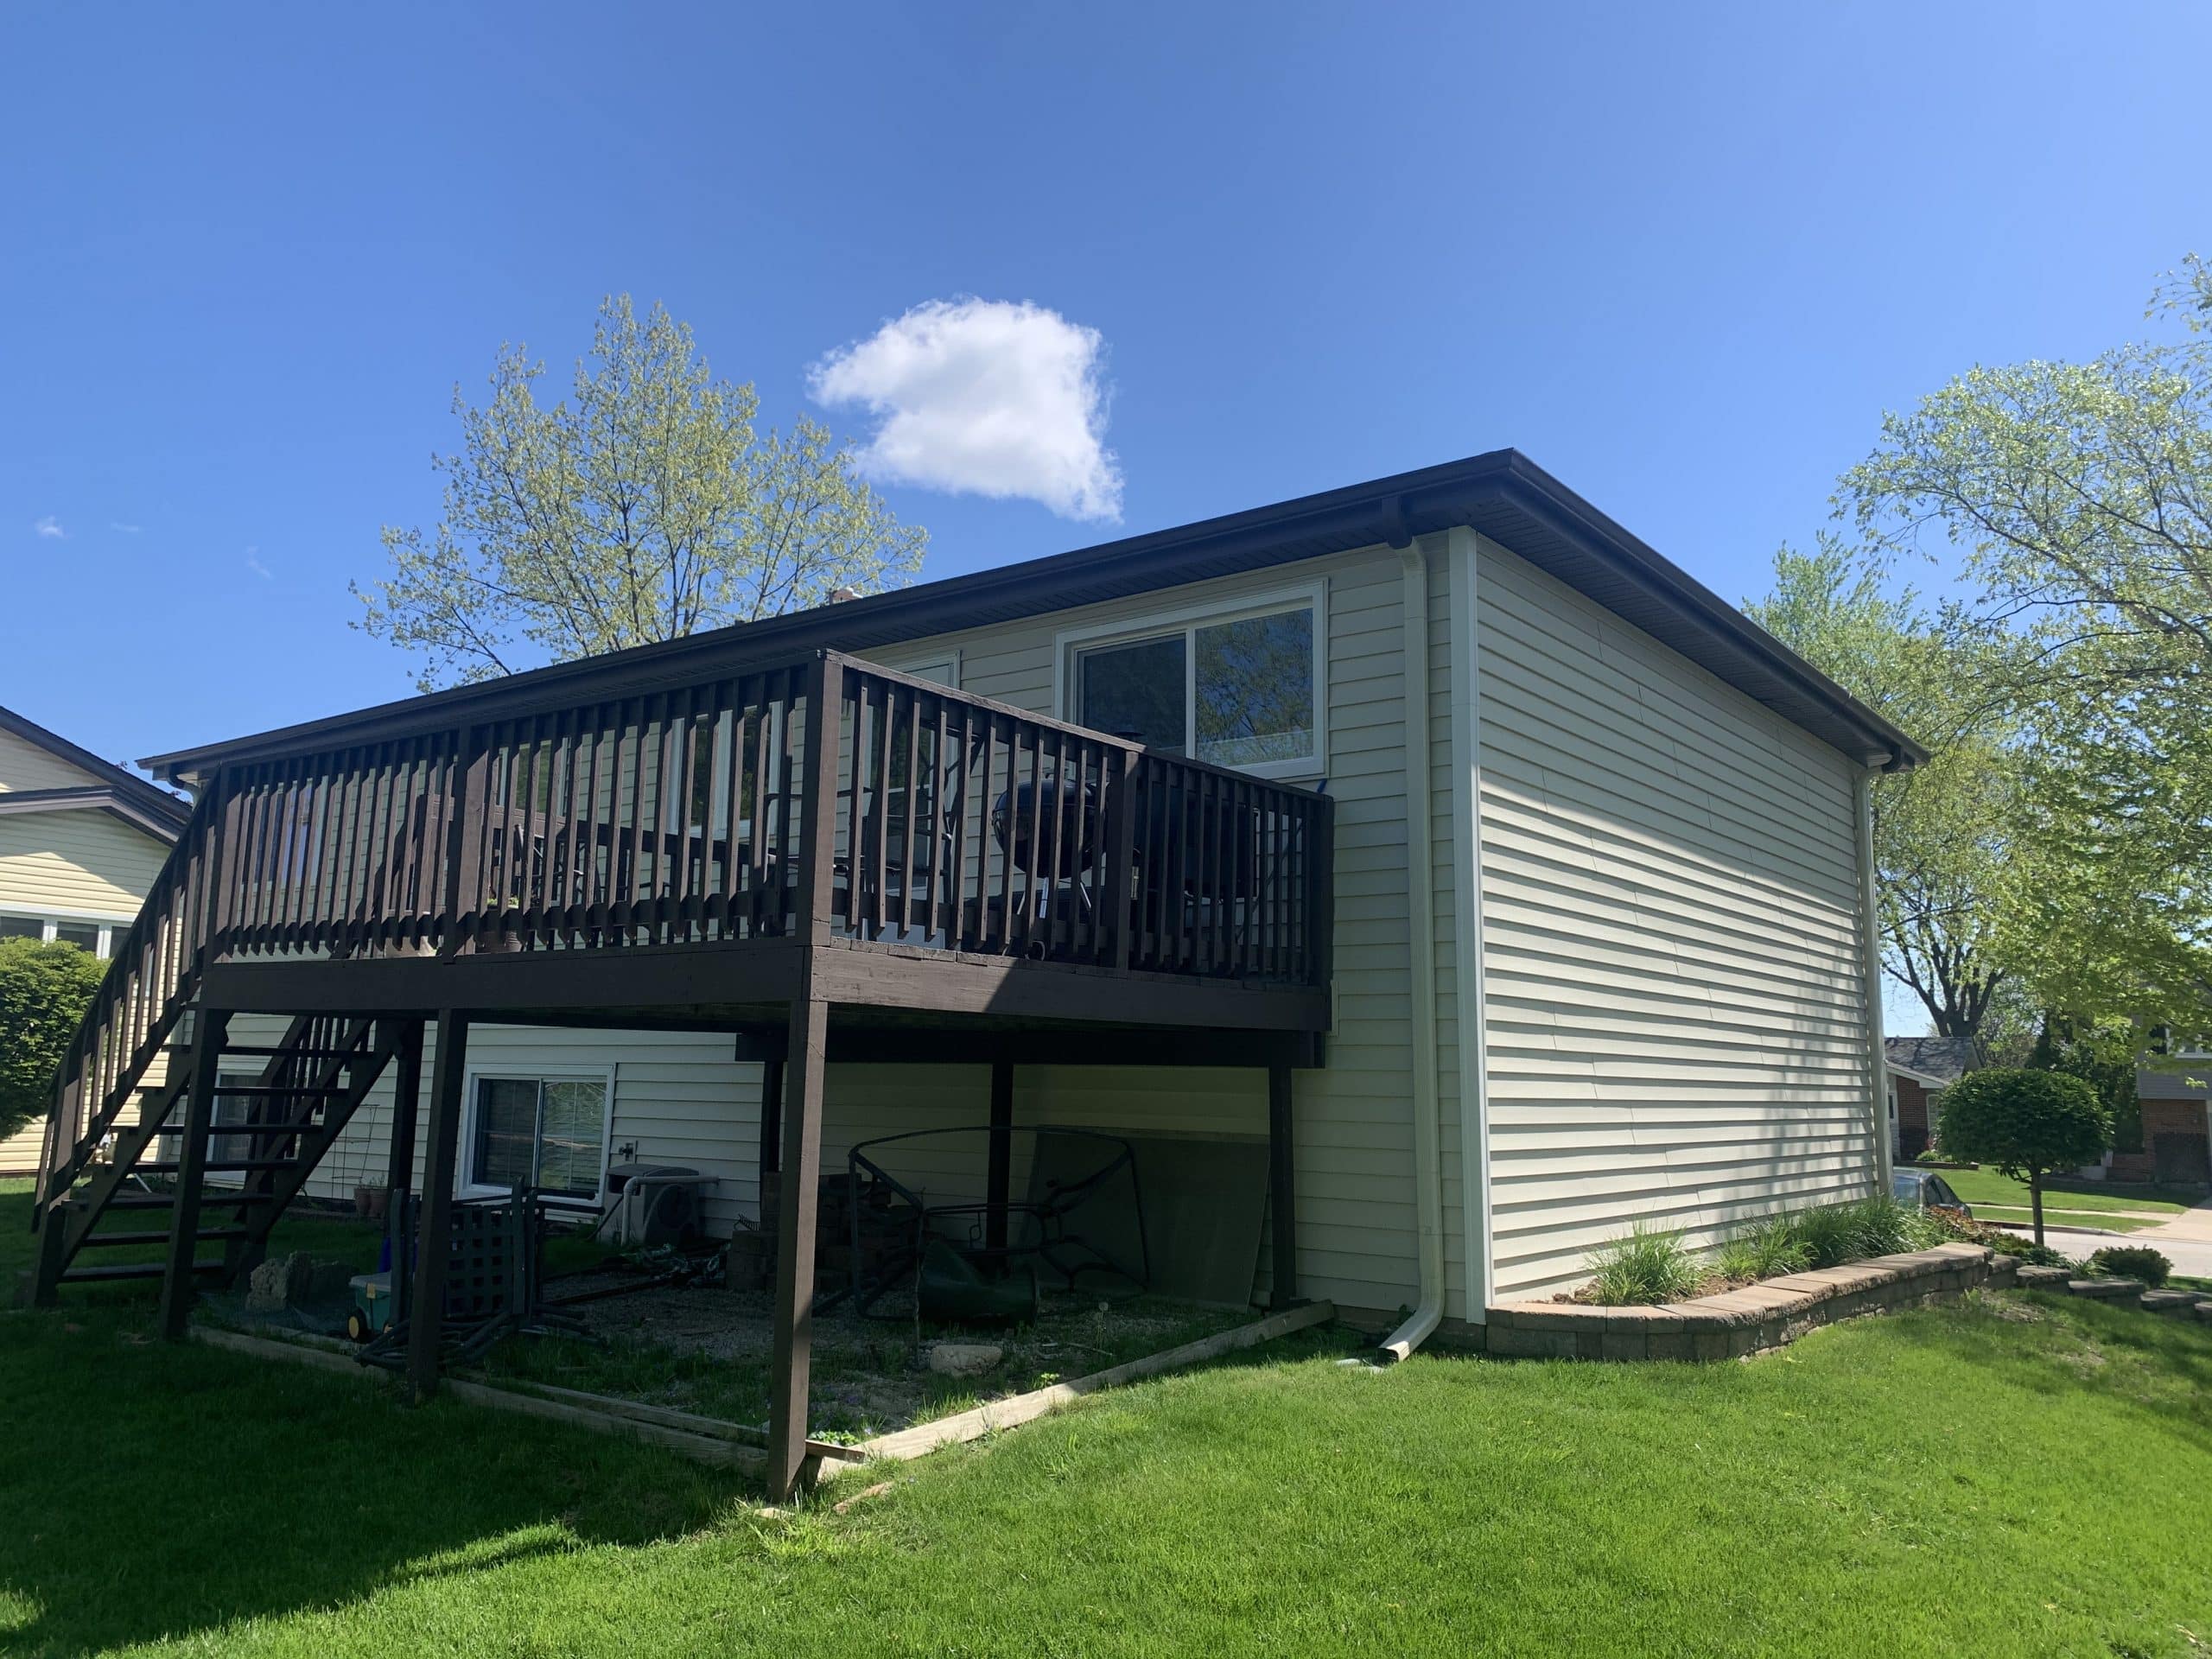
[1937,1068,2111,1246]
[0,938,109,1142]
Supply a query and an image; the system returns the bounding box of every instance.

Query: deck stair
[22,772,405,1306]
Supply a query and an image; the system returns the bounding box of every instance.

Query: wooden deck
[28,647,1333,1502]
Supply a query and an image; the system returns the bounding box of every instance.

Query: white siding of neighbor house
[0,733,179,1174]
[1474,536,1877,1300]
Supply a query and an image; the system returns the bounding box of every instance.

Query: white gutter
[1447,527,1496,1316]
[1379,538,1446,1362]
[1855,766,1894,1193]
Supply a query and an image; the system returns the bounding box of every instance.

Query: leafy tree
[2029,1016,2145,1154]
[1746,537,2022,1045]
[0,938,109,1142]
[356,295,927,690]
[1937,1068,2110,1245]
[1840,257,2212,1036]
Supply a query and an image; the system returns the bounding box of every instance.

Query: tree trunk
[2030,1173,2045,1248]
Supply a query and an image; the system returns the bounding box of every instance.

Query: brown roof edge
[140,450,1925,784]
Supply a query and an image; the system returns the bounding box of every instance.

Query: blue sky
[3,3,2205,1033]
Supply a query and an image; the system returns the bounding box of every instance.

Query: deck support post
[985,1058,1014,1253]
[758,1057,784,1178]
[766,650,842,1503]
[766,996,828,1502]
[386,1018,425,1199]
[408,1009,469,1403]
[1268,1060,1300,1308]
[158,1007,231,1339]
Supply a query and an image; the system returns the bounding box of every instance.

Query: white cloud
[245,548,271,580]
[33,514,65,539]
[809,297,1122,522]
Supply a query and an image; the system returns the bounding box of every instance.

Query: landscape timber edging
[1478,1242,2013,1362]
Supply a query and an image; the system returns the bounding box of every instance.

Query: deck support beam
[1268,1061,1299,1307]
[408,1009,469,1403]
[158,1008,231,1339]
[984,1059,1014,1254]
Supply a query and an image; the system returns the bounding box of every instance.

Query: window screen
[469,1076,607,1201]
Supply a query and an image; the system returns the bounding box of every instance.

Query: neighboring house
[2125,1066,2212,1186]
[0,704,189,1174]
[31,452,1922,1491]
[1885,1036,1975,1162]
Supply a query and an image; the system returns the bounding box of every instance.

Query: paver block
[2068,1278,2143,1300]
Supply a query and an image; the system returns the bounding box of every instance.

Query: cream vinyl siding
[1475,537,1874,1300]
[0,728,103,793]
[0,812,171,918]
[0,753,177,1173]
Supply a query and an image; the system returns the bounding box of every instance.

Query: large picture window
[464,1073,612,1204]
[1066,593,1322,777]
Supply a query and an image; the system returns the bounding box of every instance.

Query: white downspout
[1856,765,1894,1194]
[1379,538,1446,1362]
[1448,527,1496,1317]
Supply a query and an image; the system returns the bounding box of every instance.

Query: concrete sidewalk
[2107,1198,2212,1279]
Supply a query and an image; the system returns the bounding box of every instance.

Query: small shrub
[1938,1212,2070,1266]
[1938,1068,2111,1247]
[0,937,110,1141]
[2085,1245,2171,1287]
[1713,1217,1812,1282]
[1585,1224,1702,1306]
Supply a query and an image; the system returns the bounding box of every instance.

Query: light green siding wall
[281,541,1434,1318]
[1474,537,1875,1300]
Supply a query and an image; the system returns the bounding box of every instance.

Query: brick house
[1885,1036,1974,1162]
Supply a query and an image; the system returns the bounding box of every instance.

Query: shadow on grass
[1876,1290,2212,1454]
[0,1295,752,1656]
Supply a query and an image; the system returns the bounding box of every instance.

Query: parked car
[1892,1168,1973,1218]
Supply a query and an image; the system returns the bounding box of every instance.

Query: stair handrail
[34,774,227,1211]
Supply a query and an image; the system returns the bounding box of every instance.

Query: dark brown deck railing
[36,651,1332,1205]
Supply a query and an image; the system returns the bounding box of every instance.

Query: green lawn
[1938,1166,2205,1217]
[7,1185,2212,1656]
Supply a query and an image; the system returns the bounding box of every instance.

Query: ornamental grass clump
[1714,1217,1812,1282]
[1585,1224,1703,1306]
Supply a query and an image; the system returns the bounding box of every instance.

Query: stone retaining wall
[1478,1242,2012,1362]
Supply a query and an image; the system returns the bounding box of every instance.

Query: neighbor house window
[0,912,130,957]
[1065,591,1323,778]
[464,1073,613,1204]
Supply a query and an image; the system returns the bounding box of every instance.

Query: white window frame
[456,1065,618,1208]
[881,652,960,689]
[0,906,136,958]
[1051,582,1328,781]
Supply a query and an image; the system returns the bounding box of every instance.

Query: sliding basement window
[460,1071,615,1206]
